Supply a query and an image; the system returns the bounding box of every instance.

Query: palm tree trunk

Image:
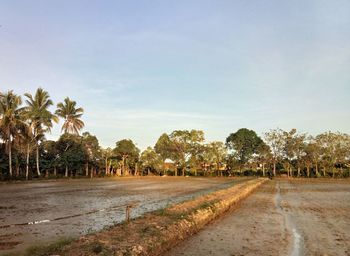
[26,144,30,180]
[36,145,41,176]
[8,141,13,177]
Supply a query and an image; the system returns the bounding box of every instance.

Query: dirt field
[165,179,350,256]
[0,177,248,255]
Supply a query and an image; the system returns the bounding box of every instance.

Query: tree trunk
[289,166,292,178]
[54,167,57,176]
[135,163,138,176]
[315,162,319,176]
[90,166,93,179]
[105,157,108,175]
[122,155,126,176]
[273,162,276,176]
[85,162,89,176]
[323,166,326,177]
[332,167,335,178]
[26,144,30,180]
[8,141,12,177]
[297,166,301,177]
[16,160,19,177]
[65,165,68,177]
[262,163,265,177]
[307,164,310,178]
[36,145,41,176]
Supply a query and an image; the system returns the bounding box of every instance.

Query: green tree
[101,147,113,175]
[113,139,140,176]
[282,129,306,177]
[82,132,100,177]
[56,97,84,134]
[205,141,227,176]
[169,130,205,176]
[255,142,272,177]
[154,133,173,174]
[24,88,58,176]
[56,133,86,177]
[41,140,59,177]
[140,147,162,175]
[264,128,285,176]
[226,128,264,173]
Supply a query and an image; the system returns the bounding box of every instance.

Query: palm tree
[55,97,84,135]
[0,91,25,177]
[24,88,58,176]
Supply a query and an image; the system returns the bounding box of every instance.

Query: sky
[0,0,349,150]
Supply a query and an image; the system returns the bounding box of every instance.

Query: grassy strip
[20,178,266,256]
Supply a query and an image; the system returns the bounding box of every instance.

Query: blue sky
[1,0,349,149]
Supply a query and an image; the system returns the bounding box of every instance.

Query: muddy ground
[0,177,248,255]
[165,179,350,256]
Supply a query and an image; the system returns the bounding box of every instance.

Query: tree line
[1,88,350,180]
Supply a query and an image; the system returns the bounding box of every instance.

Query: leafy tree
[56,133,86,177]
[24,88,58,176]
[41,140,59,177]
[169,130,205,176]
[154,133,173,174]
[205,141,227,176]
[113,139,140,175]
[101,147,113,175]
[56,97,84,134]
[282,129,306,177]
[226,128,264,173]
[82,132,100,177]
[140,147,162,175]
[255,142,272,176]
[264,128,285,176]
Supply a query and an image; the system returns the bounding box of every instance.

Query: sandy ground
[0,177,248,255]
[165,179,350,256]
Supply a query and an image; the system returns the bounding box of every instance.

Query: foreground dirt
[165,179,350,256]
[280,179,350,256]
[33,179,265,256]
[165,181,289,256]
[0,177,250,255]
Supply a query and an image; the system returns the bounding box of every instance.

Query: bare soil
[0,177,249,255]
[165,179,350,256]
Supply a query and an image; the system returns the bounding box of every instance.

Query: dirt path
[165,179,350,256]
[0,177,249,255]
[279,179,350,256]
[165,181,289,256]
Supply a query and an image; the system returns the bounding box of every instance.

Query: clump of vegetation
[23,237,73,256]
